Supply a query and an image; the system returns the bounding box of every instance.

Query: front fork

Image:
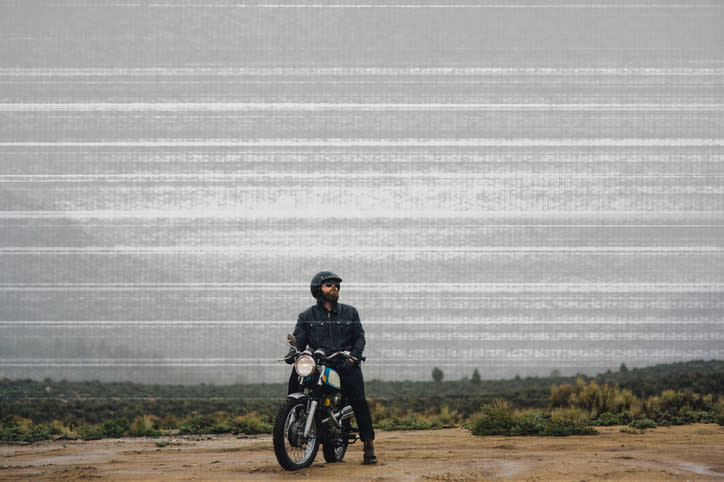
[303,399,318,438]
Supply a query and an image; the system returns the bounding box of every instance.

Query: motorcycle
[273,334,363,470]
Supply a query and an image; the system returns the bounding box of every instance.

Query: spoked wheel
[273,399,319,470]
[322,419,351,463]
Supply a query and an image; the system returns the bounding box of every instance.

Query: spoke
[284,405,316,464]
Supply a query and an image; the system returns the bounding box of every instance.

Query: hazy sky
[0,0,722,383]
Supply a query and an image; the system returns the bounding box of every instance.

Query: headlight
[295,355,315,377]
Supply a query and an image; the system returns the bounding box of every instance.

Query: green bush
[515,412,547,435]
[715,413,724,426]
[376,412,444,430]
[76,425,105,440]
[470,401,518,435]
[229,413,271,434]
[543,408,596,436]
[630,418,657,429]
[178,414,213,434]
[0,417,55,443]
[591,411,625,426]
[469,402,596,437]
[101,417,130,437]
[131,416,163,437]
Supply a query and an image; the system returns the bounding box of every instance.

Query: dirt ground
[1,424,723,481]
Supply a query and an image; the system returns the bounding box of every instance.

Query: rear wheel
[273,399,319,470]
[322,419,350,463]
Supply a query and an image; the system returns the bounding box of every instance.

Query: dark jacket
[292,301,366,359]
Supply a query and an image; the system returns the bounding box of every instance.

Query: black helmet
[310,271,342,300]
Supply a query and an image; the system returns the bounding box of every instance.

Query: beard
[322,290,339,303]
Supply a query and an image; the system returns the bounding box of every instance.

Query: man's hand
[284,347,296,365]
[340,357,357,373]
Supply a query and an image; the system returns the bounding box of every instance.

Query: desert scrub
[100,417,131,438]
[590,411,626,426]
[429,405,461,428]
[0,417,54,442]
[550,378,640,421]
[179,414,230,434]
[132,415,163,437]
[629,418,657,429]
[715,413,724,426]
[469,402,596,437]
[230,413,272,434]
[375,412,445,431]
[469,400,518,435]
[51,420,79,440]
[177,413,271,435]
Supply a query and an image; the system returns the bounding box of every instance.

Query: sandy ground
[1,425,723,481]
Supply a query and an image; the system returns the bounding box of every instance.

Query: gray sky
[0,0,722,383]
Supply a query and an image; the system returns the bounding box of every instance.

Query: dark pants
[287,365,375,441]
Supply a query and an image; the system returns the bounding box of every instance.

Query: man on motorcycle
[286,271,377,465]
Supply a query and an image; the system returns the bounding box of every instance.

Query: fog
[0,0,722,383]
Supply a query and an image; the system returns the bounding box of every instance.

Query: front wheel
[273,399,319,470]
[322,419,351,463]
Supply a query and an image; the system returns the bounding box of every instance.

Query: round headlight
[295,355,315,377]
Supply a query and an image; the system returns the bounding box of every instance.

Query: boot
[362,439,378,465]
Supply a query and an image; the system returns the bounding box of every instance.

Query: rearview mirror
[287,334,296,347]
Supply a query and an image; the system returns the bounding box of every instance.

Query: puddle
[677,462,724,478]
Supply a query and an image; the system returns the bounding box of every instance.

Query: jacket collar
[316,300,338,313]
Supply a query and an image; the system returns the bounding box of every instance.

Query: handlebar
[323,351,366,363]
[281,345,365,363]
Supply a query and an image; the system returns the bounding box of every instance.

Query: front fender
[287,392,308,401]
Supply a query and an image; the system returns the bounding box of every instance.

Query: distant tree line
[1,360,722,442]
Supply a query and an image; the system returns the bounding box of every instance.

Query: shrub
[434,406,460,428]
[543,408,595,436]
[178,414,213,434]
[551,378,645,425]
[76,424,104,440]
[550,383,576,408]
[230,413,271,434]
[101,417,130,438]
[52,420,78,440]
[178,414,234,435]
[715,413,724,426]
[0,417,55,443]
[131,415,162,437]
[630,418,657,429]
[591,411,624,426]
[376,412,443,431]
[515,412,547,435]
[469,403,596,437]
[159,415,179,430]
[470,401,518,436]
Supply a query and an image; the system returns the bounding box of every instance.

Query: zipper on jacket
[328,310,336,351]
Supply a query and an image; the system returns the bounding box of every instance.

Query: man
[287,271,377,465]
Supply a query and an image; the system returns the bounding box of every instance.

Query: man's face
[320,280,340,303]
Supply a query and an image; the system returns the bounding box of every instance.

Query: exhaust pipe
[338,405,354,422]
[322,405,355,428]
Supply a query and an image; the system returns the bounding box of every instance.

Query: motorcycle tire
[273,398,319,470]
[322,419,351,463]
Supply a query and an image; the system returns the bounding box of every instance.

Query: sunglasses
[323,281,340,288]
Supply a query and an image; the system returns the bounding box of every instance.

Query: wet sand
[2,424,723,481]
